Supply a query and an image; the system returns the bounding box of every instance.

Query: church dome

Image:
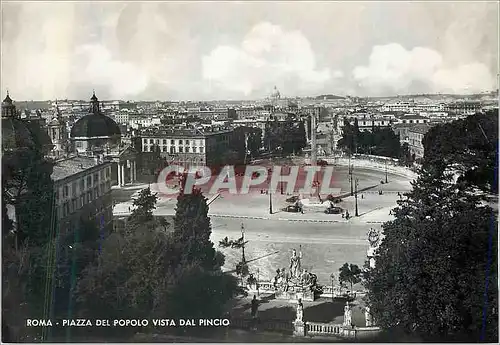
[1,93,36,152]
[70,92,121,139]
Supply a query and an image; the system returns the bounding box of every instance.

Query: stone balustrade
[306,322,342,336]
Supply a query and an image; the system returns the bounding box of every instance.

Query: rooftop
[408,123,432,134]
[51,156,110,182]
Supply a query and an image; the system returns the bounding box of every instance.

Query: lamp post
[241,223,246,263]
[354,178,359,217]
[385,160,388,184]
[330,273,335,302]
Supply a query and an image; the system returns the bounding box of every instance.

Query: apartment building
[140,127,232,167]
[52,156,114,234]
[407,124,432,159]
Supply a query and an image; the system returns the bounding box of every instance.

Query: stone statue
[296,298,304,322]
[343,301,352,327]
[367,228,381,248]
[300,269,310,286]
[289,247,302,279]
[274,268,289,292]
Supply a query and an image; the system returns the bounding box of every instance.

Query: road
[211,218,377,285]
[111,164,411,286]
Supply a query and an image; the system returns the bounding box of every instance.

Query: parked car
[286,195,299,203]
[324,206,343,214]
[282,205,301,213]
[326,194,342,203]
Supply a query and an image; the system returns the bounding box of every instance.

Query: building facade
[52,156,114,234]
[140,127,232,167]
[407,124,432,159]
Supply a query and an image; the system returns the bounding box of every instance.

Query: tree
[423,110,498,194]
[364,163,498,342]
[75,176,239,337]
[173,181,217,270]
[128,187,158,224]
[338,263,362,291]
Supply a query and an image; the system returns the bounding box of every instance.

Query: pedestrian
[251,295,259,330]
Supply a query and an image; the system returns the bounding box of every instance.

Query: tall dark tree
[173,175,216,270]
[365,163,498,342]
[423,110,498,194]
[338,263,362,291]
[128,187,158,224]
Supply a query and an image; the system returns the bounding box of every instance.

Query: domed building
[70,92,137,187]
[1,92,35,153]
[70,92,121,154]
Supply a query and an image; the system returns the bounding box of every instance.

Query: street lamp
[330,273,335,302]
[349,164,354,196]
[385,160,388,184]
[241,223,246,263]
[354,178,359,217]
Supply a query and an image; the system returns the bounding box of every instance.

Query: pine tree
[365,163,498,341]
[173,174,216,270]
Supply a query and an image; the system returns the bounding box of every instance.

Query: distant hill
[314,94,345,100]
[366,91,498,101]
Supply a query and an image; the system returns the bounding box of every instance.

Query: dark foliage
[337,118,402,158]
[264,115,306,155]
[365,164,498,342]
[423,109,498,194]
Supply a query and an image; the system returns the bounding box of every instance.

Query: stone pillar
[311,109,317,166]
[117,163,122,187]
[120,164,125,186]
[293,320,306,337]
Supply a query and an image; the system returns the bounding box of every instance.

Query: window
[179,147,183,153]
[186,147,190,153]
[193,147,198,153]
[93,173,99,184]
[94,187,99,199]
[71,198,77,212]
[87,176,92,187]
[149,139,154,144]
[80,195,84,207]
[186,140,190,145]
[86,191,92,203]
[63,202,70,217]
[163,139,167,144]
[63,185,69,198]
[72,182,77,197]
[170,147,175,154]
[179,139,183,145]
[199,147,204,153]
[171,139,175,144]
[80,179,84,191]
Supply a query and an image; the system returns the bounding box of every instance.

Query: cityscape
[1,1,499,343]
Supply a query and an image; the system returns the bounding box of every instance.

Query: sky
[1,1,499,101]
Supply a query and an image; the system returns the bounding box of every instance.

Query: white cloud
[202,22,339,97]
[353,43,496,95]
[74,44,149,99]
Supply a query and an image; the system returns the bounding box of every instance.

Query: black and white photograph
[1,0,498,343]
